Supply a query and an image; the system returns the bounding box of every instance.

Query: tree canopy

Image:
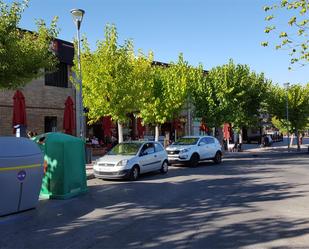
[73,24,153,142]
[0,0,58,89]
[267,83,309,149]
[138,55,195,140]
[191,60,270,130]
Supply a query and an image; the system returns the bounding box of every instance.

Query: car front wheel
[129,166,139,181]
[188,153,199,167]
[213,151,222,164]
[160,161,168,174]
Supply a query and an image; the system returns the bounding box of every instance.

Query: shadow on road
[1,154,309,249]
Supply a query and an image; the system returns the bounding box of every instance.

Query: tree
[73,24,153,143]
[191,60,270,142]
[139,54,192,141]
[0,0,58,89]
[267,83,309,150]
[262,0,309,68]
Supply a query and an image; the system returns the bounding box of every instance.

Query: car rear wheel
[160,161,168,174]
[188,153,199,167]
[129,166,139,181]
[213,151,222,164]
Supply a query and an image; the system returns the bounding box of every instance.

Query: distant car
[93,141,168,180]
[166,136,222,167]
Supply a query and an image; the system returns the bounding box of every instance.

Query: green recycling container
[34,132,87,199]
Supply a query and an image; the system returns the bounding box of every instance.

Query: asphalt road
[1,152,309,249]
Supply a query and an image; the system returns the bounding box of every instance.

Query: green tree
[267,83,309,150]
[73,24,153,143]
[191,60,269,142]
[139,54,192,141]
[262,0,309,68]
[0,0,58,89]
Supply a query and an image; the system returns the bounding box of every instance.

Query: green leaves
[0,0,58,89]
[73,24,153,126]
[267,83,309,134]
[191,60,270,130]
[139,54,192,126]
[262,0,309,68]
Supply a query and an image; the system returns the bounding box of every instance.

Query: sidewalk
[223,142,309,158]
[85,155,100,180]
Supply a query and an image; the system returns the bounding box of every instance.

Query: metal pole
[77,21,84,139]
[285,83,290,151]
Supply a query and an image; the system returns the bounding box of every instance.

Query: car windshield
[108,143,142,156]
[172,137,199,145]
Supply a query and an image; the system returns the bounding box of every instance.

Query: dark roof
[152,60,208,75]
[52,39,74,65]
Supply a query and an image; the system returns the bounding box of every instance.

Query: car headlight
[116,159,128,166]
[180,148,191,154]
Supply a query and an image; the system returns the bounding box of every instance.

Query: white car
[166,136,222,166]
[93,141,168,180]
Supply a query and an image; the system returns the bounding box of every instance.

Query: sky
[12,0,309,86]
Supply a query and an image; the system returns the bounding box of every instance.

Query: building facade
[0,39,75,136]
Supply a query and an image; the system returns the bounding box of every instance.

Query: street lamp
[283,82,290,151]
[70,8,85,139]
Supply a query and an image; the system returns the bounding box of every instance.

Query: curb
[87,173,95,180]
[223,150,308,159]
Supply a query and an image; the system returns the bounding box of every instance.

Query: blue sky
[14,0,309,85]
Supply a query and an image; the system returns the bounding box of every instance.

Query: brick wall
[0,76,76,136]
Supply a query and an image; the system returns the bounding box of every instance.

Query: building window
[45,116,57,133]
[45,62,68,88]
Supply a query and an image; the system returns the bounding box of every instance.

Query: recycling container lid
[0,137,42,158]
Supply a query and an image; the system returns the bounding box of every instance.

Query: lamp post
[283,82,290,151]
[70,8,85,139]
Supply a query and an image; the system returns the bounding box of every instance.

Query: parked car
[166,136,222,167]
[93,141,168,180]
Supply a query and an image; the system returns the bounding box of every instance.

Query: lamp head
[70,9,85,30]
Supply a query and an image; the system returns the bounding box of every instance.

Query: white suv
[166,136,222,167]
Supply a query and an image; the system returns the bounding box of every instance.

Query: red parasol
[102,116,112,137]
[63,96,75,135]
[137,118,145,139]
[200,120,209,133]
[173,118,182,131]
[12,90,27,131]
[223,123,231,140]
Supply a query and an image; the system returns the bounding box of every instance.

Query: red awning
[137,118,145,138]
[102,116,112,137]
[63,96,75,135]
[12,90,27,130]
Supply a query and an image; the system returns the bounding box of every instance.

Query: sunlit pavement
[1,145,309,248]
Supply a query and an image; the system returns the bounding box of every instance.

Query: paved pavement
[1,149,309,248]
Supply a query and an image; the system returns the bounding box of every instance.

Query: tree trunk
[296,129,301,151]
[290,133,294,147]
[118,121,123,143]
[217,127,224,147]
[155,124,160,142]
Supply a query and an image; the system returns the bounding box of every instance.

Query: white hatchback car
[93,141,168,180]
[166,136,222,167]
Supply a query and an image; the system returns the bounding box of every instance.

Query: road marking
[0,164,41,172]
